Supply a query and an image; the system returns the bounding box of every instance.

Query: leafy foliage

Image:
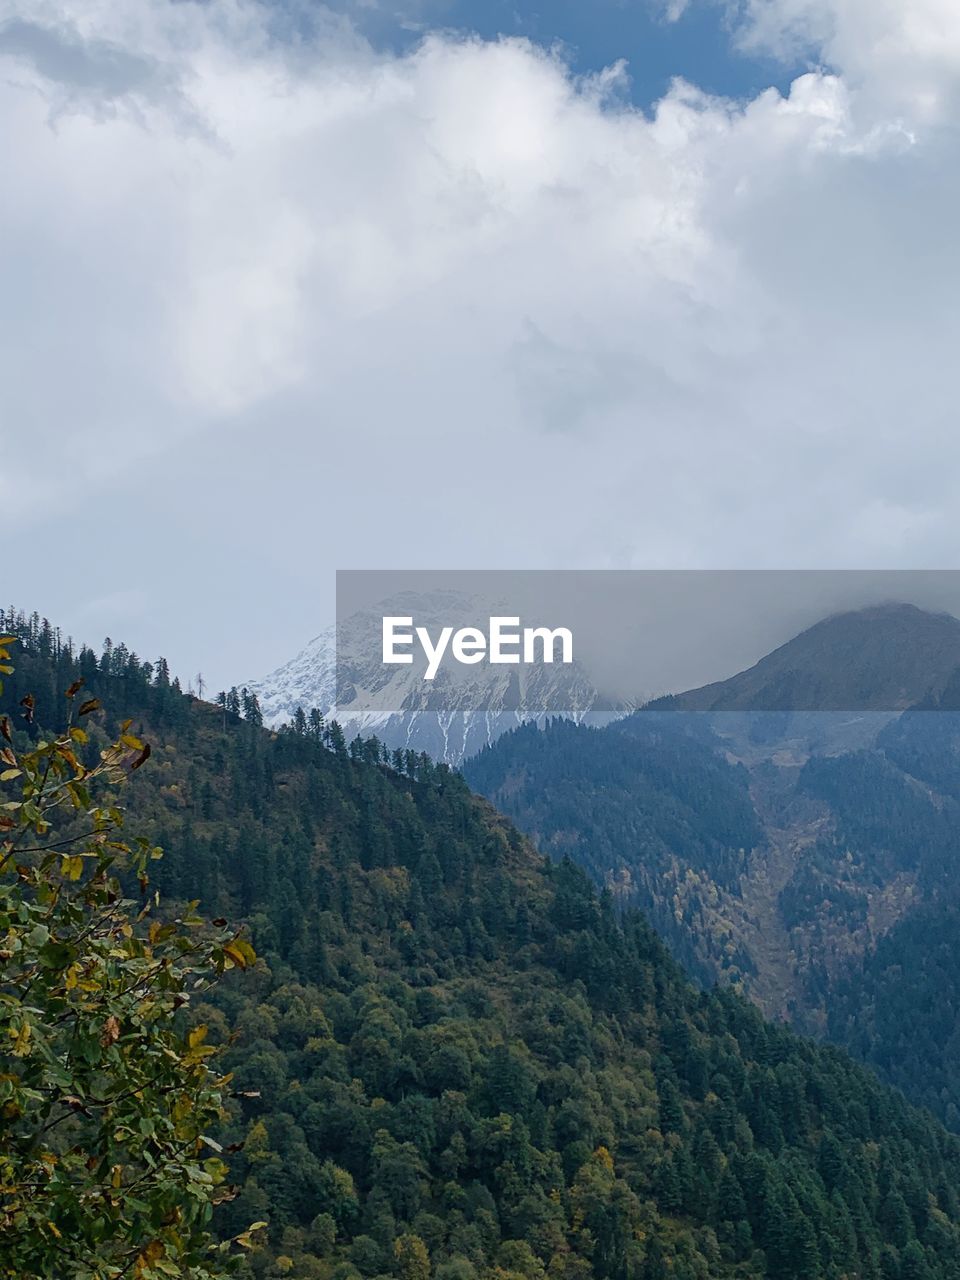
[0,634,260,1279]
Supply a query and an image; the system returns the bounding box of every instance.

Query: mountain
[8,610,960,1279]
[466,714,764,986]
[465,603,960,1129]
[651,602,960,712]
[247,623,337,727]
[247,591,627,763]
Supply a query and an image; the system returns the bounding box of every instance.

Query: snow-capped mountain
[247,590,629,763]
[248,627,337,729]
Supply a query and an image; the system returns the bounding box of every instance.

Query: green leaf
[38,940,77,969]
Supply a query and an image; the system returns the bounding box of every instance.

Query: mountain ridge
[647,602,960,713]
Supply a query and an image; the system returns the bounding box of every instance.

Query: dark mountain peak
[651,601,960,711]
[805,598,960,634]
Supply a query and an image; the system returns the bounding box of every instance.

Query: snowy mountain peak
[246,590,628,763]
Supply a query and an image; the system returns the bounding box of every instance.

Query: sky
[275,0,801,105]
[1,0,959,690]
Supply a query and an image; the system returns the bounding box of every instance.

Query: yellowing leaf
[10,1023,31,1057]
[56,745,83,774]
[223,941,249,969]
[235,1222,269,1248]
[223,937,257,969]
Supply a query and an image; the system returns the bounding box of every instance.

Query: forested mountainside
[464,605,960,1132]
[821,704,960,1129]
[6,613,960,1280]
[465,716,763,986]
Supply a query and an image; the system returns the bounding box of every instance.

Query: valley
[466,604,960,1129]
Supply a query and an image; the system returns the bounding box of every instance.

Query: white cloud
[0,0,959,682]
[736,0,960,116]
[661,0,691,22]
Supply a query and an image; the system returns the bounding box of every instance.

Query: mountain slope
[466,715,763,985]
[465,604,960,1130]
[6,613,960,1279]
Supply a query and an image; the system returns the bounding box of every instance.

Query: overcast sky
[1,0,959,690]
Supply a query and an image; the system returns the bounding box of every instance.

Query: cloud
[734,0,960,115]
[0,14,203,128]
[660,0,691,22]
[0,0,959,684]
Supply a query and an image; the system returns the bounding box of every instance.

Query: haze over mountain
[649,603,960,713]
[250,598,960,767]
